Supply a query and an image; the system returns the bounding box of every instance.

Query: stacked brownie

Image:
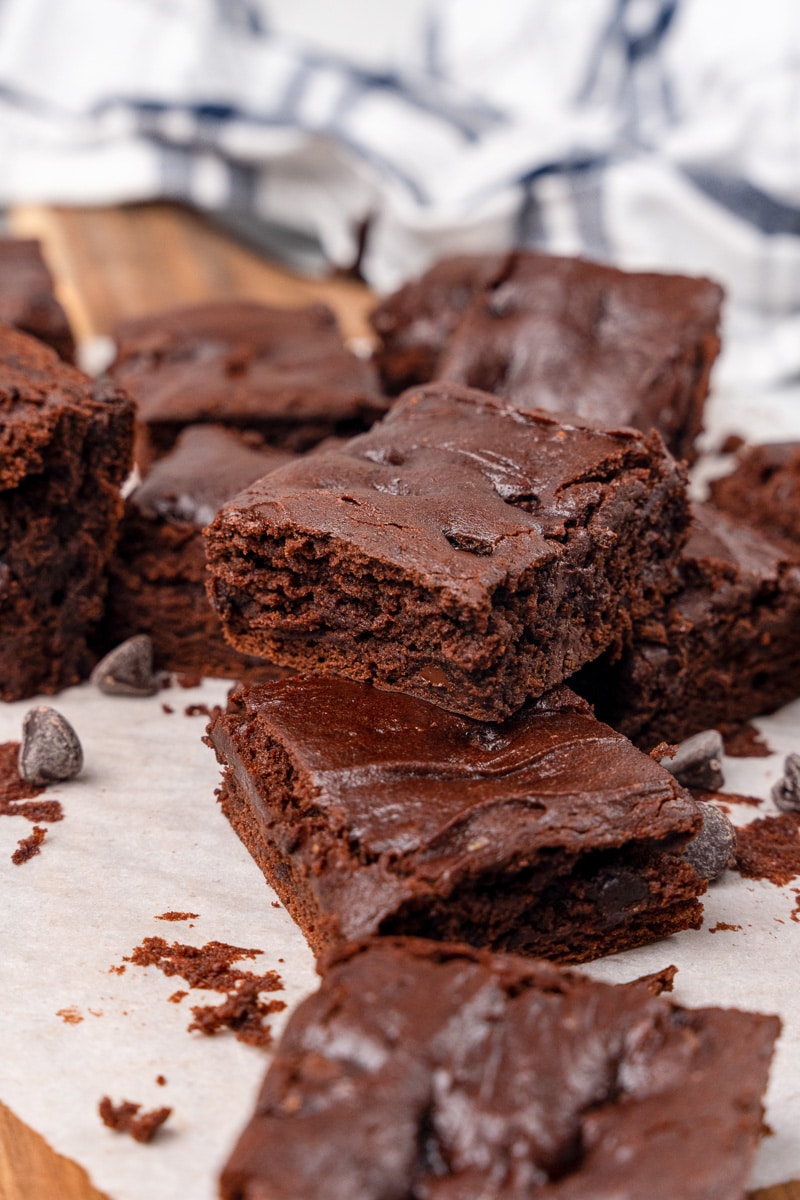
[0,323,133,700]
[109,300,387,468]
[710,440,800,549]
[370,250,723,462]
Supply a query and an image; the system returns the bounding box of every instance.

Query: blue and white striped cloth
[0,0,799,393]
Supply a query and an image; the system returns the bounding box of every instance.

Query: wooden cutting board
[0,201,796,1200]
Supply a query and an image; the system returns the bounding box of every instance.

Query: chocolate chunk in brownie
[0,325,133,700]
[0,238,75,362]
[103,425,297,678]
[207,676,706,963]
[206,381,689,720]
[574,502,800,747]
[371,250,722,462]
[220,937,779,1200]
[109,300,387,467]
[710,440,800,549]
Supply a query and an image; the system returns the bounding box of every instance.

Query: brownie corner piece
[0,324,134,700]
[207,675,706,964]
[206,381,689,720]
[220,937,779,1200]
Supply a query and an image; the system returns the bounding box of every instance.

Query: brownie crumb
[720,433,746,454]
[184,703,216,718]
[271,901,281,909]
[161,703,175,715]
[632,964,677,995]
[12,824,47,864]
[719,722,772,758]
[791,894,800,924]
[156,1075,167,1086]
[0,742,65,824]
[155,912,199,922]
[189,978,287,1047]
[734,812,800,886]
[124,936,284,1044]
[56,1006,83,1024]
[176,672,203,689]
[692,789,763,808]
[98,1096,172,1143]
[709,922,742,933]
[109,964,126,976]
[168,990,187,1004]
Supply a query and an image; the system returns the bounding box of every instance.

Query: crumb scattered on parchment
[0,742,63,822]
[168,990,187,1004]
[184,703,216,718]
[12,825,47,864]
[156,1075,166,1086]
[719,722,772,758]
[98,1097,172,1143]
[57,1007,83,1024]
[709,922,742,933]
[109,964,126,976]
[155,912,199,922]
[175,672,202,689]
[734,812,800,887]
[161,703,174,715]
[271,901,281,909]
[792,892,800,924]
[693,789,763,808]
[631,964,677,995]
[123,937,285,1046]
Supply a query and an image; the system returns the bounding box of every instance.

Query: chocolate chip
[91,635,159,696]
[771,754,800,813]
[19,707,83,784]
[682,802,736,881]
[661,729,724,790]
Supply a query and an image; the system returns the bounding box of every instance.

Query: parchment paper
[2,378,800,1199]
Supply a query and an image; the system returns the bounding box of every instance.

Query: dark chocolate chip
[91,635,159,696]
[661,730,724,791]
[19,706,83,785]
[772,754,800,813]
[681,802,736,881]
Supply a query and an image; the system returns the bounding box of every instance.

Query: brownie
[103,425,295,678]
[710,440,800,548]
[207,676,707,963]
[220,937,779,1200]
[0,324,134,700]
[109,300,387,467]
[369,252,508,393]
[575,502,800,747]
[206,381,690,721]
[370,250,722,462]
[0,238,75,362]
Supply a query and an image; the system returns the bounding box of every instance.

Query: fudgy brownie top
[0,238,75,361]
[111,300,385,426]
[214,381,687,605]
[214,676,700,868]
[0,323,131,489]
[221,937,779,1200]
[435,251,722,423]
[131,425,294,527]
[710,440,800,548]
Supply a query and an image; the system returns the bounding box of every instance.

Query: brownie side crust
[220,937,779,1200]
[207,676,705,963]
[0,325,134,700]
[109,300,387,466]
[0,238,75,362]
[206,381,690,721]
[574,502,800,747]
[102,425,295,677]
[710,440,800,547]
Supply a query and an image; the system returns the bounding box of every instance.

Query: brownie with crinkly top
[370,250,722,462]
[0,324,133,700]
[207,676,707,963]
[109,300,387,468]
[206,381,690,721]
[220,937,779,1200]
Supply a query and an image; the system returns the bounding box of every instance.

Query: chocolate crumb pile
[98,1096,172,1143]
[0,742,62,821]
[11,824,47,865]
[155,912,199,922]
[719,722,772,758]
[123,937,285,1047]
[734,812,800,887]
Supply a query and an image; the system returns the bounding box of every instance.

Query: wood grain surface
[1,201,797,1200]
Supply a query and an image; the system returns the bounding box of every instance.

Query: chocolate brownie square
[109,300,387,467]
[0,325,133,700]
[103,425,296,678]
[710,441,800,549]
[575,502,800,747]
[207,676,706,963]
[0,238,75,362]
[370,250,722,462]
[220,937,779,1200]
[206,381,689,721]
